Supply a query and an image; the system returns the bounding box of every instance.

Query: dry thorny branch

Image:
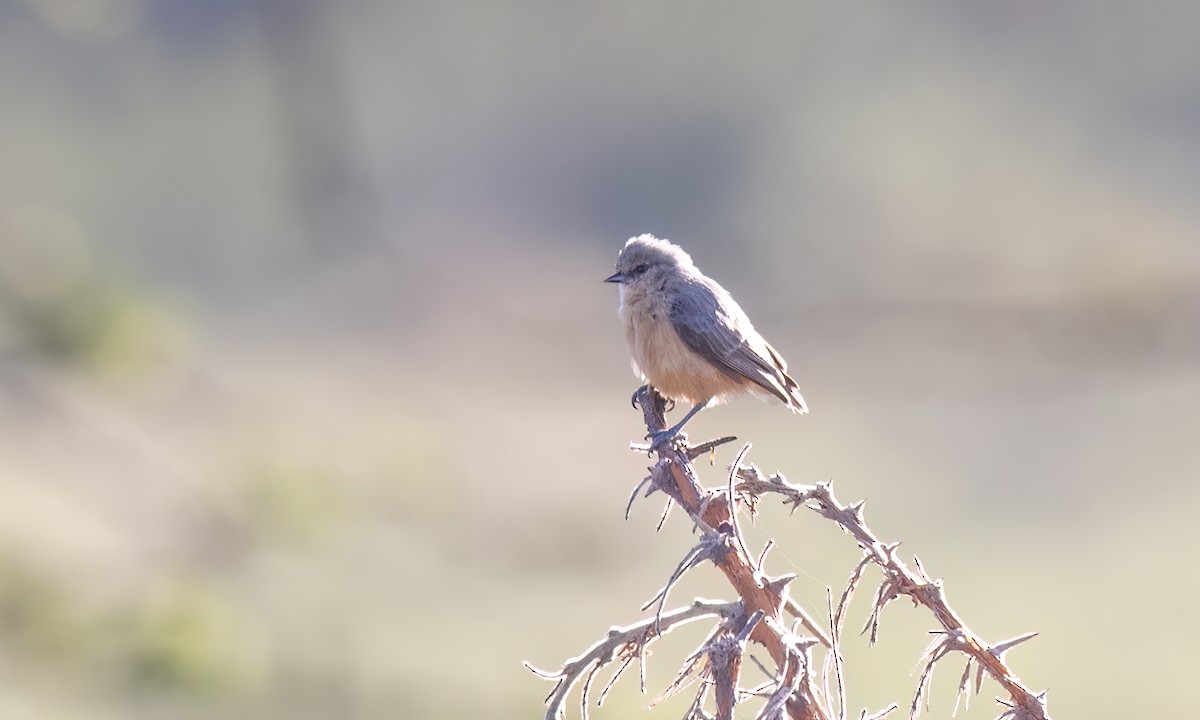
[526,387,1051,720]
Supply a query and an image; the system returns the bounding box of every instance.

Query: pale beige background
[1,2,1197,718]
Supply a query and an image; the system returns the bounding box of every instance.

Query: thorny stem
[735,466,1051,720]
[633,388,831,720]
[527,386,1051,720]
[525,600,743,720]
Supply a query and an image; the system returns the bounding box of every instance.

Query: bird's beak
[604,272,626,284]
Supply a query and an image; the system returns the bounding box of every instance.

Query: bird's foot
[646,427,688,452]
[631,386,676,412]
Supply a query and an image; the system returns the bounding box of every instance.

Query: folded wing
[669,278,807,413]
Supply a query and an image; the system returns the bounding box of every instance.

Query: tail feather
[763,341,807,414]
[780,370,808,414]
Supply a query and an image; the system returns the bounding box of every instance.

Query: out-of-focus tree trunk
[254,0,378,257]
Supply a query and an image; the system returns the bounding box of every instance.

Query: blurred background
[1,1,1198,718]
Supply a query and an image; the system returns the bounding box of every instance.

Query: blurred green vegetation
[0,1,1198,719]
[125,579,259,698]
[0,553,93,662]
[237,455,345,547]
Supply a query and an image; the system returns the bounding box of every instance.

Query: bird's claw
[646,428,688,452]
[631,386,676,412]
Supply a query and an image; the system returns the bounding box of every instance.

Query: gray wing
[669,278,807,411]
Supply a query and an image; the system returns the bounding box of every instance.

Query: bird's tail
[762,341,808,414]
[780,370,808,414]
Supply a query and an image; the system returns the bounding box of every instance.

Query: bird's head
[604,234,694,290]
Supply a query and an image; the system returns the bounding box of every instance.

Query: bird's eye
[634,264,650,275]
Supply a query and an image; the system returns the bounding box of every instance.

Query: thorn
[765,573,797,595]
[791,635,821,650]
[625,476,652,520]
[861,704,899,720]
[989,631,1039,659]
[523,661,560,678]
[848,499,866,520]
[913,554,935,583]
[629,441,650,454]
[756,539,775,570]
[655,498,673,532]
[748,653,773,679]
[953,657,973,715]
[685,435,738,460]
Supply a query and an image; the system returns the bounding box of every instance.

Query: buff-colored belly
[621,293,745,405]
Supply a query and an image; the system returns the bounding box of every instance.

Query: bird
[605,234,806,448]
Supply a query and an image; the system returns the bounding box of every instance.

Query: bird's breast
[619,290,744,405]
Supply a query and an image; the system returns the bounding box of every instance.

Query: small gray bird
[605,234,807,447]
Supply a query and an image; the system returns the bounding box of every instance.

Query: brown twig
[525,599,743,720]
[528,386,1051,720]
[641,532,723,632]
[637,390,834,720]
[735,465,1051,720]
